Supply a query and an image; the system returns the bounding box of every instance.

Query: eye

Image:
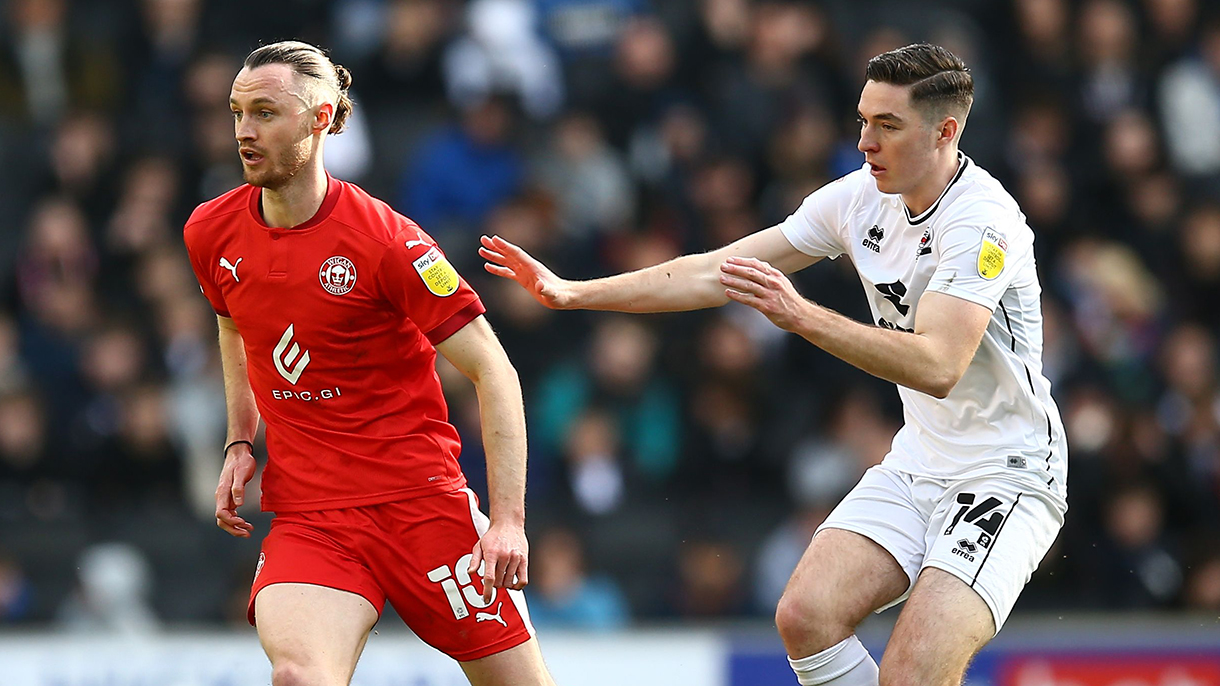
[882,124,896,131]
[856,116,866,126]
[259,110,273,119]
[231,110,241,120]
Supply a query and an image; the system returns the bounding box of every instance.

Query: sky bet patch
[978,227,1007,280]
[414,247,459,297]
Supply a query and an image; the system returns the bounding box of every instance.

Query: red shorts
[248,488,534,661]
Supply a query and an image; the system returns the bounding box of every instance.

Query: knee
[272,660,321,686]
[878,637,959,686]
[774,589,849,654]
[877,650,914,686]
[879,651,934,686]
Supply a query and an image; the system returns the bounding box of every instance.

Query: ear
[936,116,959,148]
[313,102,335,135]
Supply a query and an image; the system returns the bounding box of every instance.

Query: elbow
[923,368,963,399]
[469,357,521,388]
[925,384,952,400]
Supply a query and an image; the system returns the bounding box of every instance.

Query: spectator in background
[1078,0,1147,124]
[1090,484,1183,608]
[761,104,837,220]
[89,384,184,513]
[596,16,684,151]
[1154,325,1220,532]
[527,527,629,629]
[58,542,160,634]
[15,198,98,415]
[43,113,118,222]
[1171,204,1220,323]
[535,0,644,108]
[1057,238,1164,399]
[1159,19,1220,179]
[680,314,775,501]
[1183,548,1220,611]
[0,390,57,521]
[0,551,33,622]
[1143,0,1201,68]
[0,0,120,128]
[120,0,207,154]
[708,2,833,161]
[666,539,749,619]
[561,408,626,516]
[350,0,453,110]
[536,317,682,489]
[0,315,30,395]
[532,112,633,242]
[1007,0,1074,99]
[399,94,524,251]
[444,0,564,121]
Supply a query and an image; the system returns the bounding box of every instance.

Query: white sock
[788,635,879,686]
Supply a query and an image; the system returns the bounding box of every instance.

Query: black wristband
[224,440,254,458]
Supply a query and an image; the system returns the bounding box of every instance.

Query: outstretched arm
[479,225,819,313]
[435,315,529,602]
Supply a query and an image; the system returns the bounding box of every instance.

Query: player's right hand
[479,235,576,309]
[215,447,257,537]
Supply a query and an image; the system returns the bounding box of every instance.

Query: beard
[242,141,312,190]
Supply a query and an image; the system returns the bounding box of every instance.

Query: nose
[235,116,255,142]
[858,129,878,154]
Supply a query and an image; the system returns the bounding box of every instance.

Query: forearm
[571,252,728,313]
[794,303,958,398]
[471,363,528,525]
[217,321,260,443]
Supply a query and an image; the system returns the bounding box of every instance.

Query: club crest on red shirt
[319,256,357,295]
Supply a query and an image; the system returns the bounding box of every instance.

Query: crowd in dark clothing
[1,0,1219,627]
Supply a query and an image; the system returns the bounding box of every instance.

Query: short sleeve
[375,228,485,345]
[777,171,862,260]
[183,222,230,317]
[925,209,1024,311]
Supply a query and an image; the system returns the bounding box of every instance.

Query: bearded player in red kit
[183,41,557,686]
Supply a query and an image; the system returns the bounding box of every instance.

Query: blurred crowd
[1,0,1219,631]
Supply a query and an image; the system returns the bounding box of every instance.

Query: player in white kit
[481,44,1067,686]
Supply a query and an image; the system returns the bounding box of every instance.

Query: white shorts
[816,464,1066,634]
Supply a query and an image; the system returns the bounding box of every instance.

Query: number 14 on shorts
[428,554,497,620]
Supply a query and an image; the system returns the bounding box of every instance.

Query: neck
[901,147,960,217]
[260,160,328,229]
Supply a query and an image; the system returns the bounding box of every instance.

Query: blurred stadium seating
[0,0,1217,667]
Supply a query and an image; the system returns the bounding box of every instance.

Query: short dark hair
[865,43,973,122]
[244,41,353,134]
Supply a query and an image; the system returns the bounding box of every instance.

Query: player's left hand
[719,256,812,332]
[468,521,529,603]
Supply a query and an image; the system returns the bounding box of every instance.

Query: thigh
[785,527,910,627]
[248,512,387,626]
[255,583,379,684]
[813,465,935,606]
[368,489,535,662]
[880,568,992,686]
[922,475,1065,634]
[459,638,556,686]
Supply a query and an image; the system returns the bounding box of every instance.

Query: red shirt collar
[248,173,342,231]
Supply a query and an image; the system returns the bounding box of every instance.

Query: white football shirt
[779,154,1067,494]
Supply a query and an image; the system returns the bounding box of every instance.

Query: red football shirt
[183,175,484,512]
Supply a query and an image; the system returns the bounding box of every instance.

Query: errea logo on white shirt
[862,224,885,253]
